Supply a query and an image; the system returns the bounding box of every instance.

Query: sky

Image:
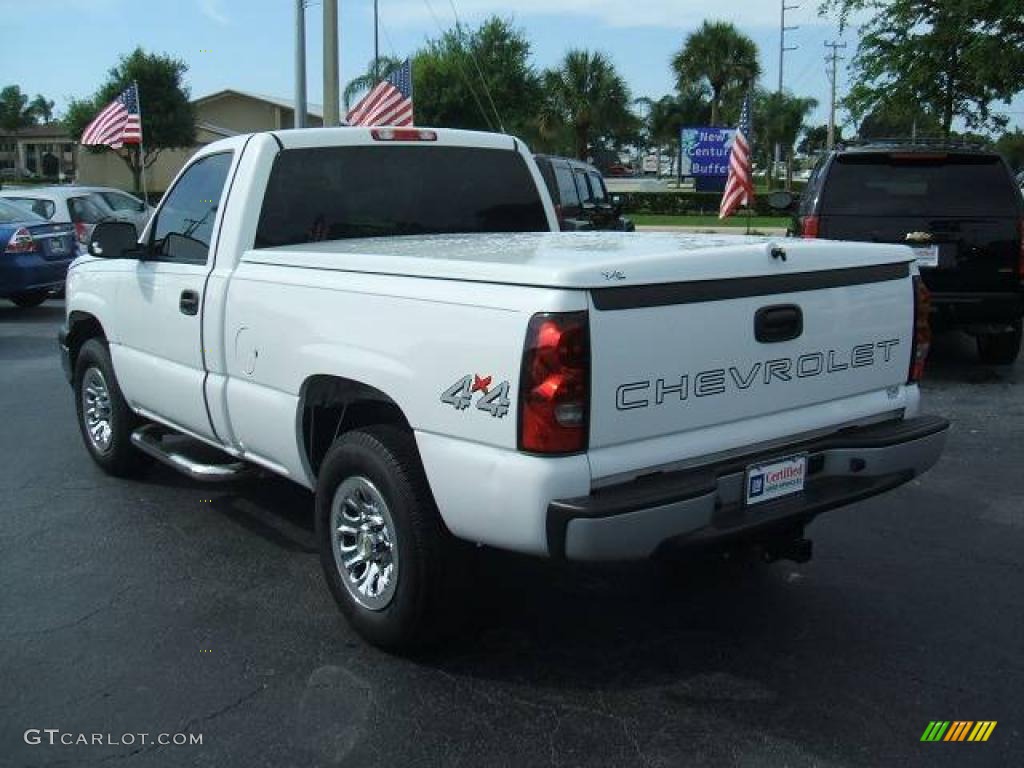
[2,0,1022,134]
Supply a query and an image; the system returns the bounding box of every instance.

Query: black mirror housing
[88,221,139,259]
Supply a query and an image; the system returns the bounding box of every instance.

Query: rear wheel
[9,290,49,308]
[977,321,1022,365]
[73,338,147,476]
[315,425,454,650]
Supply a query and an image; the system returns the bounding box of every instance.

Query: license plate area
[745,453,807,506]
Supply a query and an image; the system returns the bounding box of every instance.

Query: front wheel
[73,339,147,476]
[977,321,1022,365]
[315,425,453,650]
[9,290,50,308]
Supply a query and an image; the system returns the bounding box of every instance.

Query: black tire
[73,338,147,476]
[977,321,1022,365]
[315,425,454,651]
[9,290,49,308]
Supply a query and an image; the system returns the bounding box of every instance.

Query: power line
[420,0,495,131]
[446,0,505,132]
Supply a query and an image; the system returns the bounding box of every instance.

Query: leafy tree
[413,17,543,140]
[538,50,638,160]
[671,21,761,127]
[0,86,36,132]
[856,101,943,140]
[995,129,1024,172]
[820,0,1024,137]
[65,48,195,193]
[29,95,55,123]
[798,123,849,155]
[753,90,818,188]
[343,56,404,112]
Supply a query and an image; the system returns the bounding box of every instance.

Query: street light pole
[324,0,341,126]
[295,0,307,128]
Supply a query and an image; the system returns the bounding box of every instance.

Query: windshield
[255,145,549,247]
[0,199,46,224]
[821,154,1019,217]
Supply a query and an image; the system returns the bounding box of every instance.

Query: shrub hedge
[615,184,806,217]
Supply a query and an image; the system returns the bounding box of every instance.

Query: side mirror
[767,191,796,212]
[88,220,139,258]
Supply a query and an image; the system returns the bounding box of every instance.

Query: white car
[71,186,154,234]
[0,186,123,251]
[60,126,949,649]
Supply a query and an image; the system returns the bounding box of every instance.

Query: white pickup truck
[60,127,949,648]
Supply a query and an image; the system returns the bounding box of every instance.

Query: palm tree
[755,90,818,189]
[671,21,761,126]
[539,50,635,160]
[343,56,404,112]
[637,88,711,174]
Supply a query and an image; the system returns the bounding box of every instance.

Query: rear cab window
[255,145,549,247]
[587,171,610,205]
[820,153,1020,217]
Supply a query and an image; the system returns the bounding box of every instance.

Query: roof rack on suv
[838,136,991,152]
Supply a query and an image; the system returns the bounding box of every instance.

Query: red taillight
[74,222,89,244]
[519,312,590,454]
[909,276,932,383]
[801,215,820,239]
[4,227,35,253]
[370,127,437,142]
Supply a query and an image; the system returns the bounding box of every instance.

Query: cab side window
[150,153,233,265]
[555,165,581,212]
[574,171,595,205]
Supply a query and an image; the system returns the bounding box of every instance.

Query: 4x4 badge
[440,374,511,418]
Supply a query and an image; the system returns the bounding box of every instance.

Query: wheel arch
[66,311,108,375]
[297,374,414,481]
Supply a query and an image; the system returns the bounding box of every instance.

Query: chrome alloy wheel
[331,476,399,611]
[81,367,114,454]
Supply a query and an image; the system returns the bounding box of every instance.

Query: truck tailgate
[588,259,915,467]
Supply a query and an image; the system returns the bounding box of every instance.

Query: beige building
[0,124,77,181]
[77,90,324,194]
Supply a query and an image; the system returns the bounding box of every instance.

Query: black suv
[790,143,1023,364]
[534,155,634,232]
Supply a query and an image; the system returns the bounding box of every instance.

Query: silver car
[72,186,154,234]
[0,187,132,251]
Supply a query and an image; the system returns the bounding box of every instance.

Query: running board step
[131,424,254,482]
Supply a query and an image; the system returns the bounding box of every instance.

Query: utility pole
[323,0,340,126]
[825,41,847,149]
[294,0,307,128]
[373,0,380,85]
[775,0,800,182]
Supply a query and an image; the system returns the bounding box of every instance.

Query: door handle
[755,305,803,343]
[179,290,200,316]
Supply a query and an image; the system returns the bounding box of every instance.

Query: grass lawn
[631,214,790,229]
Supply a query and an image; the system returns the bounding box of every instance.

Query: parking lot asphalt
[1,301,1021,768]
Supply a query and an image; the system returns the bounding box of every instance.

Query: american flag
[81,84,143,149]
[719,92,755,220]
[346,60,414,127]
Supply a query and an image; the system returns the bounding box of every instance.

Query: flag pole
[134,80,150,203]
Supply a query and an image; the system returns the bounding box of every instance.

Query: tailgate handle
[755,305,803,343]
